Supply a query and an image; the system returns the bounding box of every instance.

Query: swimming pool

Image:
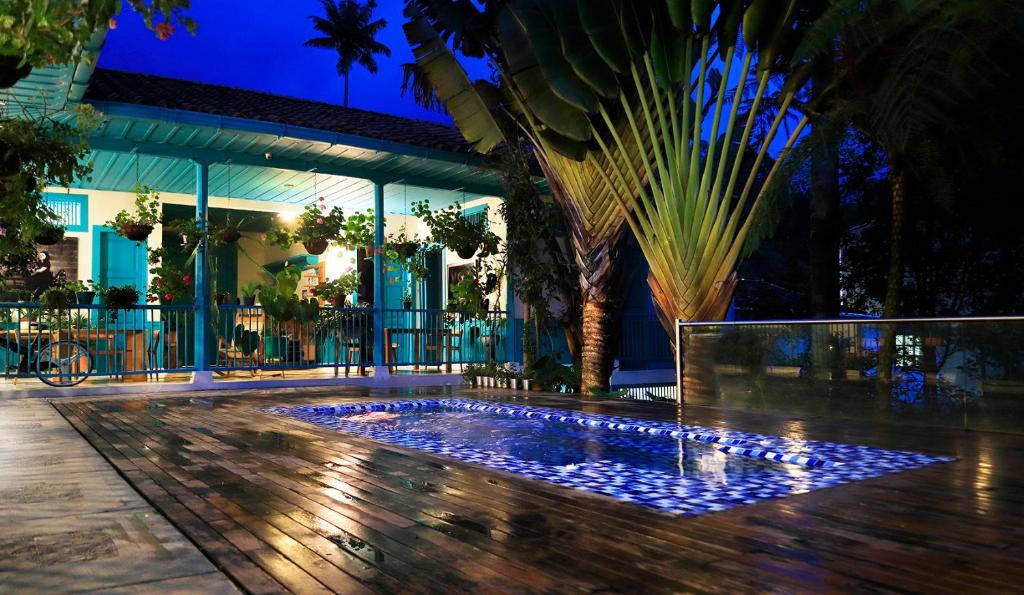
[263,398,953,516]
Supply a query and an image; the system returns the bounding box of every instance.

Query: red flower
[156,22,174,41]
[147,294,157,303]
[318,196,325,202]
[155,278,162,286]
[183,274,193,285]
[316,217,325,224]
[163,293,174,301]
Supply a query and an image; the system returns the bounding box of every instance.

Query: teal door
[94,226,148,294]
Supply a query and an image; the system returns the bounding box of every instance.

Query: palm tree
[305,0,391,107]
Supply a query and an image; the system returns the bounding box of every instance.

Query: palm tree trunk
[580,295,615,392]
[343,73,350,107]
[877,159,906,398]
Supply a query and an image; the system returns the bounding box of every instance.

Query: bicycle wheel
[36,340,93,387]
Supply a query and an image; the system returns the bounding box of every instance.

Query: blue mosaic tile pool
[262,398,954,516]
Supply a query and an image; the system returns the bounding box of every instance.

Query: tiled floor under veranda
[0,385,1013,593]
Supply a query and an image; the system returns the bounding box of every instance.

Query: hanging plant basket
[303,239,329,255]
[218,228,242,244]
[121,224,154,242]
[455,243,479,260]
[34,225,64,246]
[330,293,347,308]
[395,242,418,259]
[74,291,96,305]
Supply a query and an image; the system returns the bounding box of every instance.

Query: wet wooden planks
[54,389,1024,593]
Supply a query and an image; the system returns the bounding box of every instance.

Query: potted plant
[312,269,360,308]
[107,184,161,243]
[402,288,414,310]
[269,201,346,255]
[39,285,72,312]
[213,212,256,244]
[65,280,98,305]
[385,228,420,260]
[15,288,34,303]
[412,199,500,260]
[215,291,231,306]
[239,281,260,306]
[102,284,140,320]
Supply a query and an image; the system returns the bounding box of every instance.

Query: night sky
[98,0,490,125]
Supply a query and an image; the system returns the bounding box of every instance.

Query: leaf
[549,0,620,98]
[497,7,593,141]
[511,0,601,112]
[403,8,505,153]
[578,0,631,73]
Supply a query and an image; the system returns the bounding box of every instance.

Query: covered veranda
[1,66,523,395]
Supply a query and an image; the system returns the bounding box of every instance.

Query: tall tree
[305,0,391,107]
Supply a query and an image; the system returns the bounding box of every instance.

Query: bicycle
[0,327,95,387]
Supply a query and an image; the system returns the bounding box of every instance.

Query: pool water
[263,399,953,516]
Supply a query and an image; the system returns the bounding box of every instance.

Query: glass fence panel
[678,318,1024,433]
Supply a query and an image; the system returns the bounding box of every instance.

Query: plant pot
[34,226,64,245]
[241,296,256,306]
[303,239,329,255]
[331,293,347,308]
[402,301,413,310]
[523,379,532,391]
[396,242,418,259]
[122,224,154,242]
[455,243,478,260]
[218,228,241,243]
[75,291,96,305]
[364,243,374,258]
[215,292,228,306]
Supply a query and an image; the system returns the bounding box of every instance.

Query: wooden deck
[53,388,1024,593]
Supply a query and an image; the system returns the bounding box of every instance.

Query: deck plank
[53,388,1024,593]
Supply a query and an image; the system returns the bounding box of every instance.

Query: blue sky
[98,0,490,124]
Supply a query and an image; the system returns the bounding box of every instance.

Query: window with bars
[463,205,488,229]
[43,192,88,232]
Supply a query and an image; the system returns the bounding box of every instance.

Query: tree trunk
[580,296,615,392]
[808,124,841,319]
[343,73,350,107]
[522,303,535,375]
[877,160,906,400]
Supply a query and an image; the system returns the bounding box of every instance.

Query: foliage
[259,264,319,322]
[232,323,260,357]
[411,199,499,257]
[105,184,161,235]
[0,105,99,281]
[239,281,261,301]
[341,210,375,249]
[269,202,346,248]
[313,269,360,305]
[0,0,195,84]
[39,285,71,311]
[446,265,489,320]
[103,284,141,311]
[304,0,391,106]
[528,355,581,393]
[147,262,192,304]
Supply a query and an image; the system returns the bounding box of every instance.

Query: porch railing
[1,302,195,384]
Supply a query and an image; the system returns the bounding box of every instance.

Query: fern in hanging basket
[106,184,160,243]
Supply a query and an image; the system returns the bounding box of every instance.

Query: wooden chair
[93,333,123,382]
[425,328,462,373]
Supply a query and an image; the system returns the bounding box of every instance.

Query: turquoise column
[372,181,386,371]
[193,160,211,373]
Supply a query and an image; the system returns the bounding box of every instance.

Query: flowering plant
[269,199,345,251]
[147,262,192,303]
